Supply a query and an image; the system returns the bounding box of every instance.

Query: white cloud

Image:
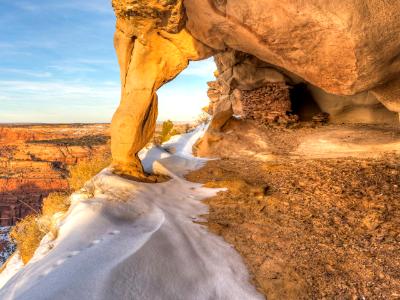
[0,80,120,103]
[48,65,96,74]
[0,40,58,51]
[0,79,120,123]
[74,58,116,65]
[0,68,52,78]
[0,60,214,123]
[0,78,209,123]
[47,58,118,74]
[0,43,15,49]
[14,2,40,12]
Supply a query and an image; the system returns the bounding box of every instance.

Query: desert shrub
[41,192,70,217]
[8,196,68,265]
[37,192,71,239]
[68,155,110,191]
[170,129,179,138]
[27,135,109,147]
[202,105,211,114]
[10,214,45,264]
[195,112,210,126]
[160,120,179,143]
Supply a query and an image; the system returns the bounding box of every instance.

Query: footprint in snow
[41,267,54,277]
[67,250,80,258]
[54,258,66,266]
[39,256,69,278]
[87,239,102,248]
[108,230,120,235]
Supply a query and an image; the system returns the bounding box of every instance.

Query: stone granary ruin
[110,0,400,178]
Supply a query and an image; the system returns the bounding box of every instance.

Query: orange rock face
[0,124,110,226]
[184,0,400,97]
[110,0,213,178]
[109,0,400,177]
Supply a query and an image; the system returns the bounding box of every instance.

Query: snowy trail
[0,126,263,300]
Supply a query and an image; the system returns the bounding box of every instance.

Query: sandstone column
[110,17,213,178]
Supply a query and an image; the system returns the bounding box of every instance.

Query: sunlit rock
[110,0,213,178]
[110,0,400,177]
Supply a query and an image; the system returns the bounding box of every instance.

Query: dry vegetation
[160,120,180,143]
[68,155,110,191]
[153,120,191,145]
[195,111,210,126]
[27,135,109,147]
[10,215,44,264]
[41,192,70,217]
[10,154,111,264]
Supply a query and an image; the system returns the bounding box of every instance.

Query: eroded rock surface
[208,50,296,128]
[110,0,213,179]
[110,0,400,176]
[185,0,400,96]
[186,153,400,299]
[0,124,110,226]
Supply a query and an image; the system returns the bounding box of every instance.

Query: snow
[0,253,23,288]
[0,126,263,300]
[0,227,15,266]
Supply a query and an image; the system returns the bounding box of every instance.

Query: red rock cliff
[0,124,110,226]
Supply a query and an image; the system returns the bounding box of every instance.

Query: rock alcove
[110,0,400,179]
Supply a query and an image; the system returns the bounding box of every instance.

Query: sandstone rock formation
[110,0,214,179]
[110,0,400,177]
[207,50,297,128]
[307,85,399,124]
[184,0,400,96]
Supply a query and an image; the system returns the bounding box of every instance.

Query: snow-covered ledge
[0,127,263,300]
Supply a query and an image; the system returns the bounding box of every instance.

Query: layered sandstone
[0,124,110,226]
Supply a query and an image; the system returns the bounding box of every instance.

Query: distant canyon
[0,124,110,226]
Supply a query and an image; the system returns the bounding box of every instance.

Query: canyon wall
[0,125,110,226]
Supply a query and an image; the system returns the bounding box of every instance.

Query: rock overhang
[109,0,400,177]
[112,0,186,35]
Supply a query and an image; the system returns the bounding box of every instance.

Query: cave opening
[289,83,322,121]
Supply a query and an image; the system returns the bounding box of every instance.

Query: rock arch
[110,0,400,178]
[110,0,214,178]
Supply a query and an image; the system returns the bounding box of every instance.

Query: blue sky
[0,0,215,123]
